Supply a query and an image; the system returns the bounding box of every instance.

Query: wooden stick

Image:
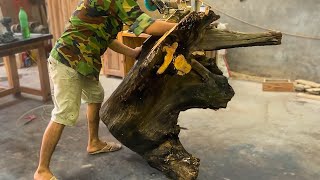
[295,79,320,88]
[297,93,320,101]
[196,29,282,51]
[4,55,20,95]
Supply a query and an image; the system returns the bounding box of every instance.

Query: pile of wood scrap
[294,80,320,95]
[295,80,320,101]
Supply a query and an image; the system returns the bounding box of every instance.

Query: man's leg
[82,80,121,154]
[86,103,107,152]
[34,57,82,179]
[34,121,65,180]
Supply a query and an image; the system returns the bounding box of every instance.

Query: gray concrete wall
[201,0,320,82]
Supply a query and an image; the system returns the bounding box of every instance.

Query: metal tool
[144,0,179,14]
[0,17,16,43]
[0,17,12,32]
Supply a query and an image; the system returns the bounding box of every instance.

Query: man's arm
[118,0,177,36]
[108,39,142,58]
[109,21,176,58]
[144,20,177,36]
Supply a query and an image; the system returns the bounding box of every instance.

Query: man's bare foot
[34,168,54,180]
[87,140,122,154]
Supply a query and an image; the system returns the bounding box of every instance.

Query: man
[34,0,176,179]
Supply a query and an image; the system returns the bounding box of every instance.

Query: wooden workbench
[0,34,53,101]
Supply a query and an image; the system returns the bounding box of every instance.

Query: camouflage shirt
[50,0,155,80]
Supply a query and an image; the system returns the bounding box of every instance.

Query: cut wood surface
[100,11,282,180]
[196,28,282,51]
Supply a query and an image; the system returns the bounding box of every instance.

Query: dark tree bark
[100,11,282,180]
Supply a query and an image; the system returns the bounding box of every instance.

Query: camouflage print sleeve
[117,0,155,36]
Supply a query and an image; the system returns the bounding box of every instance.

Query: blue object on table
[144,0,157,11]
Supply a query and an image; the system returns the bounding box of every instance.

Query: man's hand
[131,46,142,59]
[144,20,177,36]
[109,40,142,59]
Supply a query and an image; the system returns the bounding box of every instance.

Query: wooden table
[0,34,53,101]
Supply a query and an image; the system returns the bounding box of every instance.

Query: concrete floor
[0,66,319,180]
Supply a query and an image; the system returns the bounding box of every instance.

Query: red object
[21,52,27,60]
[24,115,37,125]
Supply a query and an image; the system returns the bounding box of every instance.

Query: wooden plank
[4,55,20,95]
[0,88,15,98]
[297,93,320,101]
[305,88,320,95]
[36,46,51,101]
[46,0,79,42]
[20,86,42,96]
[262,78,294,92]
[0,42,43,57]
[102,33,126,78]
[103,48,124,77]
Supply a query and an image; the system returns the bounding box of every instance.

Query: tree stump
[100,10,282,180]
